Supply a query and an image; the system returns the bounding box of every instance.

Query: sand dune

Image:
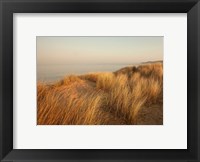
[37,62,163,125]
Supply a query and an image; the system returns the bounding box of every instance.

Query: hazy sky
[37,37,163,65]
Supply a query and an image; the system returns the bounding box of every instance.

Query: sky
[37,36,163,65]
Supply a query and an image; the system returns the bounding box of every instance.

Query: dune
[37,62,163,125]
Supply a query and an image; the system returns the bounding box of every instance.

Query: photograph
[37,36,163,125]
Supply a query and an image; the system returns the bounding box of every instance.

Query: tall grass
[37,63,163,125]
[96,72,115,91]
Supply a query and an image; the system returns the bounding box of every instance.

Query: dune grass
[37,62,163,125]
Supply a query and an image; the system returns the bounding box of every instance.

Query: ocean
[37,64,134,82]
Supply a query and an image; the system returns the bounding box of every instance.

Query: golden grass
[79,73,100,82]
[37,62,163,125]
[96,72,115,91]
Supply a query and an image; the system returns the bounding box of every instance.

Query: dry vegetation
[37,62,163,125]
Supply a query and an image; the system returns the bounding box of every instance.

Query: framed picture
[0,0,200,161]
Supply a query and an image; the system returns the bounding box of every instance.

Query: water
[37,64,134,82]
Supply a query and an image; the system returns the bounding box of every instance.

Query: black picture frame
[0,0,200,161]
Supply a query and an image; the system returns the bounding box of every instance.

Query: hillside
[37,62,163,125]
